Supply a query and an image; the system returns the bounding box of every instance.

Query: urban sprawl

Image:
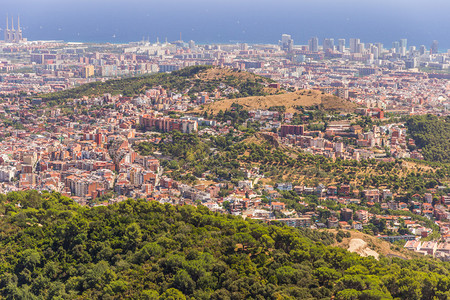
[1,22,450,261]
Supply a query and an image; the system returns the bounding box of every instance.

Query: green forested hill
[0,190,449,299]
[406,115,450,163]
[39,66,271,104]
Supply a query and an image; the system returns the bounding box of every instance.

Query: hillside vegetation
[196,90,359,115]
[406,115,450,163]
[39,66,275,103]
[0,191,449,299]
[330,229,422,260]
[136,132,449,194]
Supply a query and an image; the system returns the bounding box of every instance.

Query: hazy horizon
[2,0,449,49]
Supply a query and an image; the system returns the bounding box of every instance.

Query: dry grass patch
[195,90,358,115]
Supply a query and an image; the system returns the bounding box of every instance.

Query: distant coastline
[10,37,450,53]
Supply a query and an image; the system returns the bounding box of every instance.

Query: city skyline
[1,15,447,55]
[1,0,449,48]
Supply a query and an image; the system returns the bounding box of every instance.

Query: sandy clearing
[348,238,380,260]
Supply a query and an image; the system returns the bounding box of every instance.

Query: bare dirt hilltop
[196,90,359,115]
[328,229,427,260]
[348,238,380,260]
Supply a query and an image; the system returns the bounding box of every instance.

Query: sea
[2,0,449,50]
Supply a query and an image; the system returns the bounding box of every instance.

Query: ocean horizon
[2,0,449,50]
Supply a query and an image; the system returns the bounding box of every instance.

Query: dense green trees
[215,103,250,126]
[406,115,450,163]
[0,191,448,299]
[39,66,270,103]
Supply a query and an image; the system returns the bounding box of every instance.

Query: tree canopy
[406,115,450,163]
[0,191,448,299]
[39,66,270,103]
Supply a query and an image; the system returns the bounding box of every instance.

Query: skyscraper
[375,43,383,57]
[394,39,407,57]
[430,40,438,54]
[370,45,379,59]
[308,37,319,52]
[400,38,407,49]
[392,41,400,53]
[337,39,345,52]
[280,34,294,52]
[287,39,294,52]
[323,38,335,52]
[349,38,360,53]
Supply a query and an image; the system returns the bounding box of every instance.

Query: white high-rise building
[400,38,407,49]
[349,38,360,53]
[281,34,294,51]
[370,45,379,59]
[308,37,319,52]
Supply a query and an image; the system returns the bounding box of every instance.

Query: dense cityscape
[0,11,449,300]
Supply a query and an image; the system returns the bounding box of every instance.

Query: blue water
[2,0,450,50]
